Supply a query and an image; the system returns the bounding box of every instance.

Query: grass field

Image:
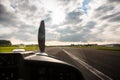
[0,45,39,53]
[70,45,120,51]
[96,46,120,51]
[0,45,120,53]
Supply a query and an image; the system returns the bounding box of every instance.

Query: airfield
[46,47,120,80]
[0,46,120,80]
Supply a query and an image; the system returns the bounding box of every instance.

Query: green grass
[1,45,119,53]
[25,46,39,51]
[69,45,120,51]
[0,45,39,53]
[96,46,120,51]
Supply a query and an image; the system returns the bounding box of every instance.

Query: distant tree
[113,44,120,47]
[71,44,75,46]
[0,40,12,46]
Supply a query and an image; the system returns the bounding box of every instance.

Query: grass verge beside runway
[0,45,39,53]
[70,46,120,51]
[96,46,120,51]
[0,45,120,53]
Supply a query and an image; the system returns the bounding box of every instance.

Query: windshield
[0,0,120,80]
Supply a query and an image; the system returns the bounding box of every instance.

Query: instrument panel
[0,53,23,80]
[0,53,84,80]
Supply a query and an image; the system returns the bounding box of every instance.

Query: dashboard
[0,53,23,80]
[0,53,84,80]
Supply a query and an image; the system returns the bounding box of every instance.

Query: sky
[0,0,120,45]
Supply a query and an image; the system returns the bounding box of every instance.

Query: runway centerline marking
[62,49,113,80]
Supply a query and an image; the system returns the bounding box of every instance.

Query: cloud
[59,33,83,42]
[87,0,120,43]
[65,11,83,24]
[108,0,120,3]
[100,12,119,20]
[0,0,120,44]
[95,3,120,23]
[16,0,37,12]
[0,2,36,40]
[95,5,114,12]
[0,4,17,27]
[57,21,98,42]
[109,14,120,22]
[0,33,12,40]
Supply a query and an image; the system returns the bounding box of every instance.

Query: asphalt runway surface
[46,47,120,80]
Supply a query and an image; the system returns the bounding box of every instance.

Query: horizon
[10,41,120,46]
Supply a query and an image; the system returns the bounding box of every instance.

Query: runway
[46,47,120,80]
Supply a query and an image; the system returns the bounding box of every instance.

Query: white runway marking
[62,49,113,80]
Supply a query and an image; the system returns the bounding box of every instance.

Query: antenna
[38,20,45,53]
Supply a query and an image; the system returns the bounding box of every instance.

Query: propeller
[38,20,45,53]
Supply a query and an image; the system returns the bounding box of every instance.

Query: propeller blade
[38,20,45,52]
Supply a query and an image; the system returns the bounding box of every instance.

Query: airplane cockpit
[0,20,84,80]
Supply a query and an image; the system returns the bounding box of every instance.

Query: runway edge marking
[62,49,113,80]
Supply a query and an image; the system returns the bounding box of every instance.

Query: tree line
[0,40,12,46]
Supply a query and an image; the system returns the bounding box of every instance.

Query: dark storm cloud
[0,4,17,26]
